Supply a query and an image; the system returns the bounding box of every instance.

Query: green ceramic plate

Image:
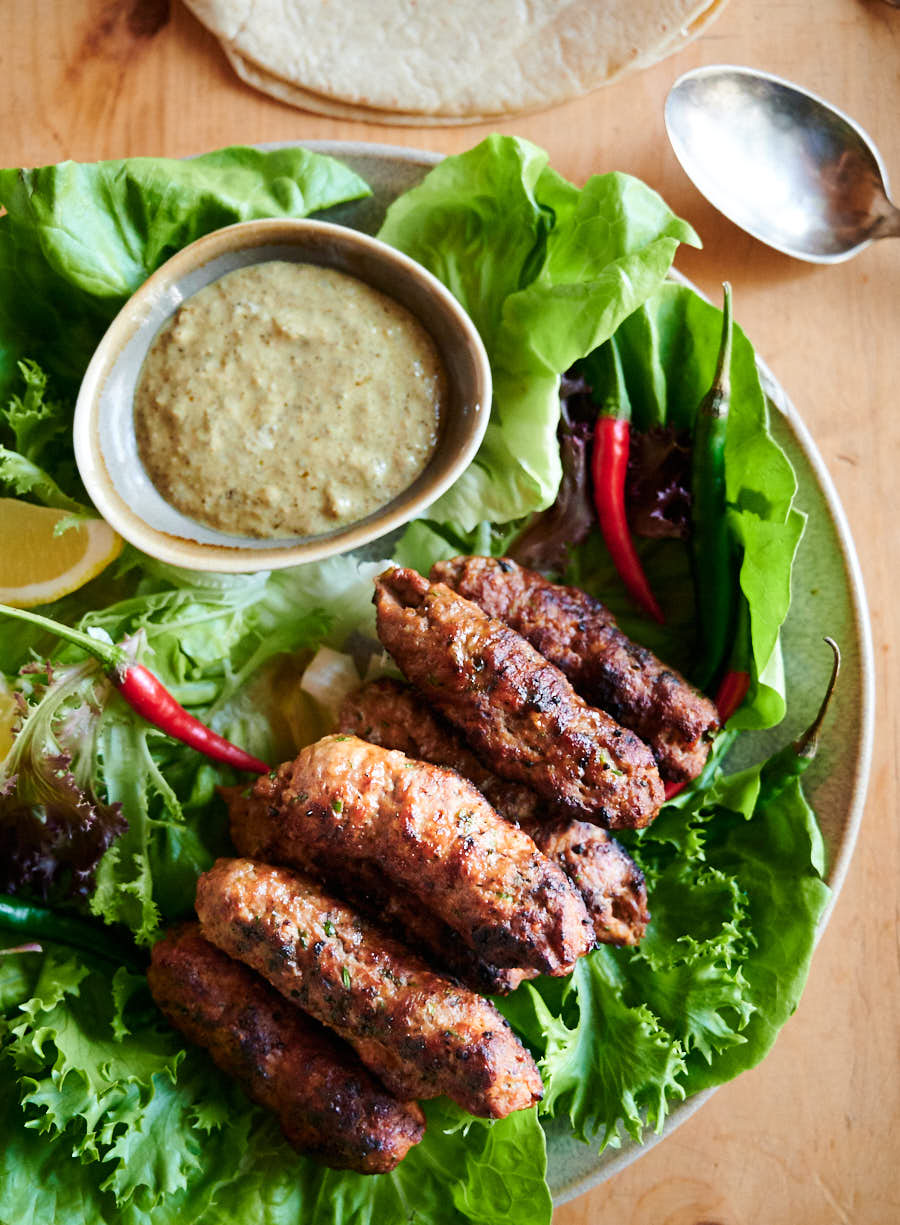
[274,139,875,1202]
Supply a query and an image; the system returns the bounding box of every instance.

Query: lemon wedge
[0,498,124,608]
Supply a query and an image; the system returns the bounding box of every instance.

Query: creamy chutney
[133,260,445,538]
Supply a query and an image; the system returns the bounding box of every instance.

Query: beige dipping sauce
[134,261,445,538]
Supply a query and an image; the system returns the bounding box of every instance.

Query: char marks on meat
[229,781,533,995]
[230,734,592,976]
[196,859,543,1119]
[339,678,649,946]
[148,923,425,1173]
[374,566,664,828]
[528,820,649,946]
[431,556,719,783]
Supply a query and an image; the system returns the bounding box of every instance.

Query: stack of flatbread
[184,0,729,125]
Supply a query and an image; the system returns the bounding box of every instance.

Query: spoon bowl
[665,65,900,263]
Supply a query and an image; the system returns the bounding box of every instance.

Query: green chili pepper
[759,637,840,802]
[0,894,146,971]
[691,283,735,690]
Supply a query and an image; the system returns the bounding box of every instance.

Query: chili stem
[668,638,840,808]
[759,637,840,800]
[0,602,125,670]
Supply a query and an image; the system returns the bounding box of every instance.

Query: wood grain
[3,1,898,1222]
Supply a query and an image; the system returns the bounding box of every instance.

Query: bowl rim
[73,215,492,573]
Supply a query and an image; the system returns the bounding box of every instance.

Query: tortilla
[185,0,729,124]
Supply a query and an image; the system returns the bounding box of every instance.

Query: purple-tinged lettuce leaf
[508,400,595,572]
[0,659,125,900]
[625,426,692,540]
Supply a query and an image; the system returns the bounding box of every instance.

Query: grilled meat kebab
[148,923,425,1173]
[230,734,592,976]
[529,819,649,946]
[196,859,543,1119]
[338,676,542,828]
[227,787,532,995]
[374,566,664,828]
[431,556,719,782]
[314,858,535,996]
[339,678,649,946]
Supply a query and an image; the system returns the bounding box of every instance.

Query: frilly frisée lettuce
[0,139,828,1225]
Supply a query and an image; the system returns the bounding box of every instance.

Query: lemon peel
[0,498,123,608]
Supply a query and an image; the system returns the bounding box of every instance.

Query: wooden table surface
[4,2,898,1222]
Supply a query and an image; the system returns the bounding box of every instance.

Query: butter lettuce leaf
[379,135,699,528]
[612,283,806,726]
[0,146,371,402]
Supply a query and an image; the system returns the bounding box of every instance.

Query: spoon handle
[871,202,900,241]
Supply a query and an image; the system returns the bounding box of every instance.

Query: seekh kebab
[374,566,664,828]
[148,923,425,1173]
[339,678,649,946]
[228,783,533,994]
[431,556,719,782]
[229,734,592,976]
[196,859,543,1119]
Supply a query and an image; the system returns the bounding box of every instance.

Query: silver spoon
[665,65,900,263]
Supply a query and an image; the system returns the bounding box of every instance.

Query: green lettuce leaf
[675,770,830,1093]
[513,952,685,1149]
[0,947,550,1225]
[309,1103,550,1225]
[0,147,370,402]
[0,938,42,1014]
[378,135,699,528]
[613,863,755,1065]
[0,360,87,512]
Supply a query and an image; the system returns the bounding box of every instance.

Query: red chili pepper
[591,340,664,624]
[714,669,751,724]
[665,639,838,806]
[0,603,269,774]
[663,667,750,803]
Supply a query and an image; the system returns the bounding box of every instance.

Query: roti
[185,0,729,124]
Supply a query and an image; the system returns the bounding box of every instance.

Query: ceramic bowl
[73,218,492,572]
